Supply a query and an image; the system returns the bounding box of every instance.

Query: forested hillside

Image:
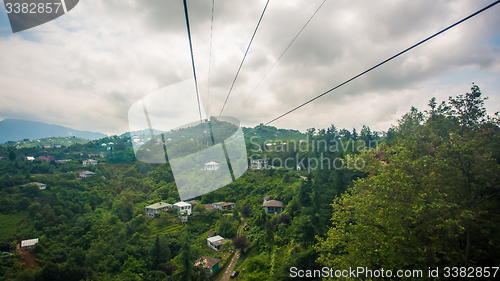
[0,85,499,280]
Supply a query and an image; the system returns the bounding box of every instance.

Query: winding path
[219,217,244,281]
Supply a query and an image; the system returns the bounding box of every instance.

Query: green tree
[317,86,500,271]
[174,228,207,281]
[193,202,205,214]
[9,150,16,161]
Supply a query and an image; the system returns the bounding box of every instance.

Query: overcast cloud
[0,0,499,135]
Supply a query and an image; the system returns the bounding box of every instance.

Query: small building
[195,256,221,276]
[20,238,39,250]
[174,202,192,216]
[251,159,268,169]
[145,202,172,218]
[20,182,46,190]
[212,202,236,210]
[205,204,214,211]
[207,235,225,251]
[79,171,97,178]
[25,156,35,161]
[207,231,216,238]
[83,159,98,166]
[263,200,284,214]
[179,214,188,224]
[205,161,219,171]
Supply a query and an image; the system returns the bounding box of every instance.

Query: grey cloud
[0,0,499,135]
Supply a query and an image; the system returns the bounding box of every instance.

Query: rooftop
[205,161,219,165]
[146,202,172,209]
[263,199,283,207]
[214,202,235,206]
[207,235,225,246]
[174,202,191,207]
[195,256,221,268]
[21,238,39,247]
[21,182,45,188]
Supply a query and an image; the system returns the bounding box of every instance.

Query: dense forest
[0,84,499,280]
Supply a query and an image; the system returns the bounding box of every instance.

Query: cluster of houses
[141,196,285,277]
[145,197,283,219]
[192,232,226,276]
[145,200,237,218]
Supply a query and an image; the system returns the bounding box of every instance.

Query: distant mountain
[0,119,106,144]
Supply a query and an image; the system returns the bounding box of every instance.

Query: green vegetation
[0,84,498,280]
[5,137,91,149]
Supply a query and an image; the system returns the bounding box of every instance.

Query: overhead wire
[207,0,215,118]
[182,0,204,127]
[218,0,271,118]
[233,0,327,115]
[260,0,500,128]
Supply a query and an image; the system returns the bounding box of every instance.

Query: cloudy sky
[0,0,499,135]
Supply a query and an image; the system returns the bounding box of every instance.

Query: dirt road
[219,217,244,280]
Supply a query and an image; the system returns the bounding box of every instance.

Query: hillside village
[1,89,500,281]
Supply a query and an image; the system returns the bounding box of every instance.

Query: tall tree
[175,228,208,281]
[317,86,500,270]
[8,150,16,161]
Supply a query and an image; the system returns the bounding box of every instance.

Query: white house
[20,238,38,250]
[250,159,268,169]
[205,161,219,171]
[207,235,225,251]
[83,159,98,166]
[79,171,97,178]
[145,202,172,218]
[20,182,46,190]
[212,202,236,210]
[263,200,284,214]
[174,202,192,216]
[25,156,35,161]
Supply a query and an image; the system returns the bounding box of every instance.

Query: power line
[262,0,500,127]
[182,0,204,126]
[218,0,271,117]
[233,0,327,115]
[207,0,215,117]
